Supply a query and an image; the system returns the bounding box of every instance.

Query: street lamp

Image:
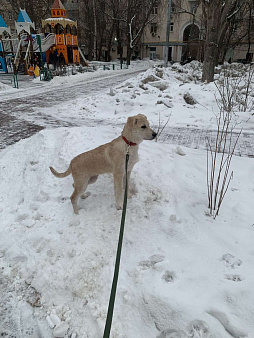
[164,0,172,67]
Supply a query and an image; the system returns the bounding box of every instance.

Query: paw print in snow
[157,329,187,338]
[162,271,176,283]
[221,253,242,269]
[187,320,210,338]
[225,274,242,282]
[139,254,165,270]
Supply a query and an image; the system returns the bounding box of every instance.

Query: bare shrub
[206,109,242,218]
[215,63,254,113]
[155,113,171,142]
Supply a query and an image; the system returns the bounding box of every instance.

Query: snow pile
[0,62,254,337]
[215,63,254,113]
[37,63,253,133]
[0,81,12,91]
[171,61,203,83]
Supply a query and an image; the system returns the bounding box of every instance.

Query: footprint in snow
[186,320,210,338]
[139,254,165,270]
[162,271,176,283]
[35,190,49,202]
[157,329,187,338]
[15,213,29,222]
[221,253,242,269]
[225,274,243,282]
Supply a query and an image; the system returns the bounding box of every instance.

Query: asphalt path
[0,69,146,149]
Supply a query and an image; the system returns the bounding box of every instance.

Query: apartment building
[141,0,254,63]
[141,0,202,62]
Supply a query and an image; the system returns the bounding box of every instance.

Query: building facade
[142,0,203,63]
[141,0,254,63]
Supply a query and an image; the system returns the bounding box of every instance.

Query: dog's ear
[127,116,140,128]
[127,116,136,128]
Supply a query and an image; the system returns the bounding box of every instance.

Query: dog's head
[123,114,157,144]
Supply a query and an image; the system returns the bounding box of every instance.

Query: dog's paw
[81,192,91,199]
[116,203,123,210]
[72,204,79,215]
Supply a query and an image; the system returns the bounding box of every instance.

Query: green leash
[103,148,130,338]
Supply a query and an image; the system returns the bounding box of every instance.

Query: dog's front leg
[113,170,124,210]
[123,170,132,199]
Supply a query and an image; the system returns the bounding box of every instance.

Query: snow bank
[36,62,254,133]
[1,125,254,337]
[0,81,12,91]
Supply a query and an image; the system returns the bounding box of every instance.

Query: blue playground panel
[0,57,7,72]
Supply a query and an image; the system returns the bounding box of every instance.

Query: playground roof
[43,17,77,28]
[17,9,33,23]
[52,0,66,10]
[0,14,8,28]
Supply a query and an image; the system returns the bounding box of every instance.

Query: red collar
[122,136,137,146]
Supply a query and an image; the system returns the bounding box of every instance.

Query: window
[189,1,198,14]
[66,25,71,34]
[150,47,157,60]
[190,3,197,13]
[170,22,174,32]
[171,2,175,12]
[152,7,158,15]
[150,23,157,35]
[8,11,12,20]
[72,26,77,35]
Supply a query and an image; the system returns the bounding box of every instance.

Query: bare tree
[78,0,108,60]
[104,0,126,62]
[3,0,52,31]
[125,0,160,65]
[104,0,161,64]
[200,0,250,83]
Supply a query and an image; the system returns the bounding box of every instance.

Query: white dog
[50,114,157,214]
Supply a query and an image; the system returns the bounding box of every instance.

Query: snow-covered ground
[0,60,150,99]
[0,62,254,338]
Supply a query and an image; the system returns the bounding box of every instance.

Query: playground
[0,0,86,84]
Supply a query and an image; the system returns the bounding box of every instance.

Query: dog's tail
[49,165,71,178]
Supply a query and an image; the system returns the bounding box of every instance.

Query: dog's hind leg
[88,175,98,184]
[80,175,98,199]
[71,178,89,214]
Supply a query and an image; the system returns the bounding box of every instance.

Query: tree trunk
[201,3,219,83]
[127,47,132,65]
[92,0,97,60]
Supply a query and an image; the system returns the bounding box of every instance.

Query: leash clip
[126,144,130,154]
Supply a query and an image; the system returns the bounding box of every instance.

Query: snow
[0,81,12,91]
[0,61,254,338]
[0,60,150,99]
[44,18,76,23]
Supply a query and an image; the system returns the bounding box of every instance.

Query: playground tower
[0,14,11,36]
[42,0,79,64]
[15,9,35,35]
